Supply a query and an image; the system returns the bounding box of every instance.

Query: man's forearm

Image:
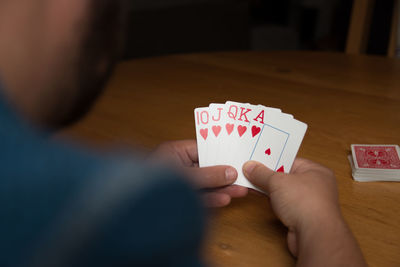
[296,214,367,267]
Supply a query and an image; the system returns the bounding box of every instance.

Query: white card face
[220,101,244,167]
[256,105,292,120]
[225,101,261,187]
[250,105,283,146]
[194,107,210,167]
[256,105,282,116]
[194,101,308,193]
[250,123,290,171]
[250,113,307,173]
[207,104,225,165]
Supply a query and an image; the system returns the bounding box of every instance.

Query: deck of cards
[349,145,400,182]
[194,101,308,191]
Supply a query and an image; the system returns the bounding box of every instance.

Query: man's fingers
[201,185,247,208]
[214,185,248,198]
[290,158,317,173]
[179,140,198,164]
[154,140,199,167]
[243,161,283,193]
[186,166,238,189]
[290,158,333,176]
[202,192,231,207]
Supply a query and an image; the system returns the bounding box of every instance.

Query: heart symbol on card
[252,126,261,137]
[226,123,234,135]
[265,148,271,156]
[200,128,208,140]
[277,166,285,173]
[237,125,247,137]
[212,125,221,137]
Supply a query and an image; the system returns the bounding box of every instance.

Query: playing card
[249,105,290,156]
[250,112,308,174]
[349,145,400,182]
[351,145,400,171]
[194,101,308,192]
[219,101,250,169]
[225,101,263,187]
[194,107,210,167]
[207,103,225,165]
[348,155,400,182]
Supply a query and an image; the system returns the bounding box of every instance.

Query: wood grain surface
[59,51,400,267]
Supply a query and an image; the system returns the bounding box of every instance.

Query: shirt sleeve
[11,159,205,267]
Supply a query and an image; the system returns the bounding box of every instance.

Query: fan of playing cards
[194,101,308,191]
[349,144,400,182]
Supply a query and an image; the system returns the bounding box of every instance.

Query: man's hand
[151,140,248,208]
[243,159,367,267]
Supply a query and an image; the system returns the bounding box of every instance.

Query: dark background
[123,0,395,59]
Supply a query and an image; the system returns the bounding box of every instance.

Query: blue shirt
[0,86,204,267]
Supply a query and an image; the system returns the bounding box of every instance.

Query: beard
[49,0,129,129]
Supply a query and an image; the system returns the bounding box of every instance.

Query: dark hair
[56,0,131,128]
[85,0,131,62]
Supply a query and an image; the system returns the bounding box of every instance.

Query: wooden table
[59,51,400,267]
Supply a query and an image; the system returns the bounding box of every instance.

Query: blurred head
[0,0,129,130]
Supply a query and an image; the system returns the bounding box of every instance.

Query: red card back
[354,145,400,169]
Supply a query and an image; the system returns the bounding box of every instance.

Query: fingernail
[243,161,257,175]
[225,167,237,182]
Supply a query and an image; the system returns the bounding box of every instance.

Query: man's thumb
[243,161,277,193]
